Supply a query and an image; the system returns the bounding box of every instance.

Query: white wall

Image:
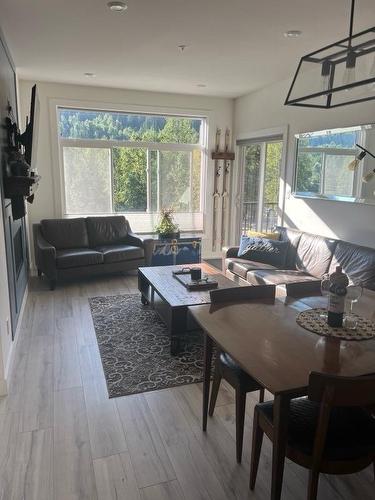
[234,78,375,248]
[19,80,234,260]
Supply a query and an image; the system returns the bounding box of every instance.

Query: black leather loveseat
[33,216,154,289]
[224,226,375,292]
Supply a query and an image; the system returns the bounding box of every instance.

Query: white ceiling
[1,0,374,98]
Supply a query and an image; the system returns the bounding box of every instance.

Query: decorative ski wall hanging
[211,128,235,252]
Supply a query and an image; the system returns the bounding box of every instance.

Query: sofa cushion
[41,218,89,250]
[295,233,337,278]
[87,216,129,247]
[277,227,302,269]
[95,244,144,264]
[238,236,288,268]
[328,241,375,290]
[56,248,103,269]
[226,258,277,279]
[246,269,319,286]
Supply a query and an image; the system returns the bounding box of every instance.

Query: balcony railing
[242,201,278,234]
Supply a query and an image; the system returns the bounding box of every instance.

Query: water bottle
[327,266,349,328]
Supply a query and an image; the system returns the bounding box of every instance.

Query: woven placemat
[296,308,375,341]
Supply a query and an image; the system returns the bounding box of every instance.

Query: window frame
[53,103,208,231]
[233,126,288,244]
[239,139,283,233]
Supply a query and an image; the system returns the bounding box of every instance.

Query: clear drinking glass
[320,273,331,319]
[344,283,363,329]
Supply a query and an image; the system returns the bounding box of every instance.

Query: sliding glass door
[240,139,283,234]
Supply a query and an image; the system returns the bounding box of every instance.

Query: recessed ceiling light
[84,72,96,78]
[107,1,128,12]
[197,84,207,88]
[178,44,189,52]
[284,30,302,38]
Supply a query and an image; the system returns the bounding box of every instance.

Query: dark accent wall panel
[0,30,28,336]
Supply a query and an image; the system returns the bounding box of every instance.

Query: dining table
[188,288,375,500]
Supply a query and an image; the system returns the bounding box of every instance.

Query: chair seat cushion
[246,269,319,286]
[56,248,103,269]
[220,353,262,392]
[226,258,277,279]
[258,397,375,461]
[95,244,144,264]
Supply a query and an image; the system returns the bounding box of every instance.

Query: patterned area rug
[89,294,205,398]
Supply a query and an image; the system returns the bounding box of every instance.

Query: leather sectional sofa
[33,216,154,289]
[224,226,375,292]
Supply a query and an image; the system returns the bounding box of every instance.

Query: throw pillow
[238,236,288,267]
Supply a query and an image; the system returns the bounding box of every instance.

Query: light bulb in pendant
[347,150,366,171]
[321,60,331,92]
[348,158,360,171]
[362,169,375,183]
[343,50,356,90]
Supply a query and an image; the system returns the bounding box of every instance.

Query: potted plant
[155,208,180,240]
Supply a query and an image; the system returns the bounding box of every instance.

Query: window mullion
[321,152,326,195]
[257,142,266,231]
[146,149,151,213]
[157,150,161,212]
[189,151,193,211]
[110,147,114,212]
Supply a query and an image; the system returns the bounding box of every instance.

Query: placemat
[296,308,375,341]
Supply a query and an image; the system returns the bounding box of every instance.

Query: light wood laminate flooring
[0,273,373,499]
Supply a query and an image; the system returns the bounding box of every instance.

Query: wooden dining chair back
[250,371,375,500]
[308,371,375,407]
[209,284,276,304]
[208,284,276,463]
[284,281,321,298]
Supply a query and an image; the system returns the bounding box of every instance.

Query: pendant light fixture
[285,0,375,109]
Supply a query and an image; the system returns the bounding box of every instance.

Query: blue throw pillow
[238,236,288,267]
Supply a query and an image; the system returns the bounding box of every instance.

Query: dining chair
[208,284,276,463]
[284,280,322,298]
[250,372,375,500]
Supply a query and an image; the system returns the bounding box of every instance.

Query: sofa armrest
[126,231,145,248]
[33,224,57,278]
[126,231,154,266]
[142,238,154,266]
[222,246,239,259]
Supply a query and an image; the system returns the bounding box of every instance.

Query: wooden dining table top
[189,288,375,396]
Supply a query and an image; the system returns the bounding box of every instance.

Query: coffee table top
[138,263,242,308]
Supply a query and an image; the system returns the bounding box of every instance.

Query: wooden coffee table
[138,263,242,354]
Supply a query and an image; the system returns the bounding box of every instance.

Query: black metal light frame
[285,0,375,109]
[356,143,375,159]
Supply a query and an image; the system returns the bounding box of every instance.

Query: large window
[58,108,206,232]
